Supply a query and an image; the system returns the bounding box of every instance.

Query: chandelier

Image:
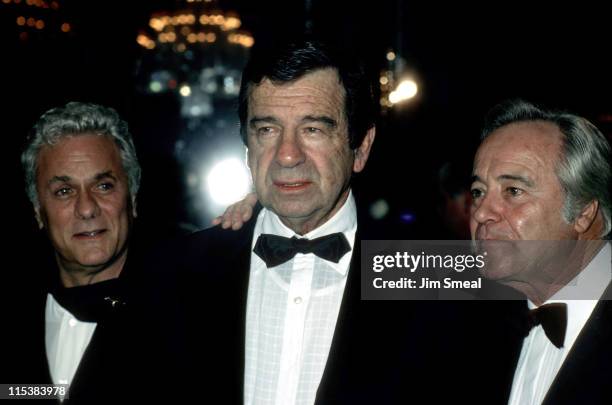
[135,0,254,120]
[134,0,255,228]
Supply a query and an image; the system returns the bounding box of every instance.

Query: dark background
[3,0,611,251]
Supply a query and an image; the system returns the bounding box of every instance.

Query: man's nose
[471,192,502,226]
[274,133,306,168]
[75,190,101,220]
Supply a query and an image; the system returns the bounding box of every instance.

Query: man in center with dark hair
[157,38,439,404]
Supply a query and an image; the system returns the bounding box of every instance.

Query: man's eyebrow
[47,172,117,186]
[497,174,535,187]
[470,174,535,188]
[95,171,117,181]
[48,175,71,185]
[301,115,337,128]
[249,116,280,127]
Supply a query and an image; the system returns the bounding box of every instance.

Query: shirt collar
[528,242,611,347]
[253,190,358,275]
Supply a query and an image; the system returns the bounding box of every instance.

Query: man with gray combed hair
[5,101,146,402]
[479,99,611,238]
[470,99,612,404]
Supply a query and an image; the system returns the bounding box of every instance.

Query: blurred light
[223,76,238,94]
[149,81,162,92]
[389,79,418,104]
[206,158,251,205]
[370,199,389,220]
[400,212,416,224]
[379,76,388,85]
[16,16,26,25]
[35,19,45,29]
[60,22,70,32]
[137,33,155,49]
[179,84,191,96]
[203,79,217,93]
[386,51,396,61]
[223,16,241,30]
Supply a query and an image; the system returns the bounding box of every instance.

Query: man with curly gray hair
[10,101,143,401]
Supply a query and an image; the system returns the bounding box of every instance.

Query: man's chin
[61,250,117,272]
[268,200,317,219]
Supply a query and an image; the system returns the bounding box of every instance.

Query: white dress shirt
[244,191,357,405]
[45,293,97,387]
[508,243,611,405]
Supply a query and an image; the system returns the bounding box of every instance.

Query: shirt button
[294,297,302,304]
[69,319,77,327]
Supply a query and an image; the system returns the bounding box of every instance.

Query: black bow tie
[253,233,351,268]
[524,303,568,348]
[50,278,127,322]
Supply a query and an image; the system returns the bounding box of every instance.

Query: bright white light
[179,84,191,97]
[206,158,251,205]
[389,79,418,104]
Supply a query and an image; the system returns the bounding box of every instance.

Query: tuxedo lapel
[542,285,612,404]
[315,237,360,403]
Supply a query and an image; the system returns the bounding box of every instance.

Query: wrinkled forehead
[36,134,125,178]
[474,121,564,176]
[248,68,346,115]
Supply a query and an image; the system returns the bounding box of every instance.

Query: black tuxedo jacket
[491,286,612,405]
[146,216,490,404]
[1,247,149,405]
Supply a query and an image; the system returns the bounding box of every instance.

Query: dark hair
[481,99,611,238]
[238,38,376,149]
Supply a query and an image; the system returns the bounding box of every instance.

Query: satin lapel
[543,283,612,404]
[66,327,102,400]
[211,221,256,403]
[315,229,361,403]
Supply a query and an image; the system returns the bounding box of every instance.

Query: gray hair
[481,99,611,238]
[21,102,141,208]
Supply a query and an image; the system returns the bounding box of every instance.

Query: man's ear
[353,126,376,173]
[34,206,44,230]
[574,200,599,234]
